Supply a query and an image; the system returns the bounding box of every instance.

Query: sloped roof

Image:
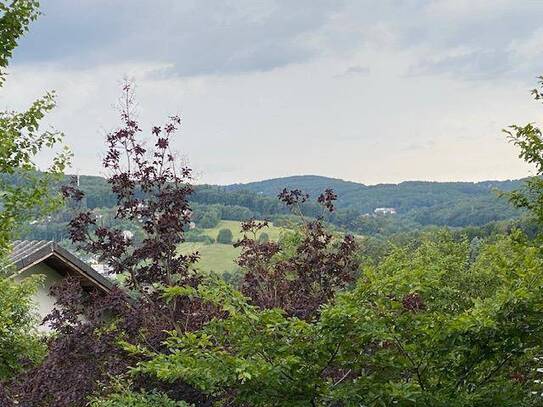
[10,240,114,293]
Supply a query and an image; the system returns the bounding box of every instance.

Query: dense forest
[225,175,524,223]
[13,173,526,242]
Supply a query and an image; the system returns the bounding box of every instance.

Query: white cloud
[4,0,543,185]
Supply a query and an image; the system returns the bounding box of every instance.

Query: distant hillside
[46,174,531,228]
[225,175,366,199]
[225,175,524,215]
[60,174,526,219]
[5,173,530,240]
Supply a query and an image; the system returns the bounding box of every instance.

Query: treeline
[225,175,523,212]
[6,172,526,241]
[75,174,524,228]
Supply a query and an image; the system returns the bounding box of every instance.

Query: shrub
[185,230,214,245]
[10,83,215,407]
[0,276,45,380]
[138,232,543,406]
[216,228,233,244]
[90,390,191,406]
[197,213,220,228]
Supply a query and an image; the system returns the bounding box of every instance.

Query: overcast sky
[3,0,543,185]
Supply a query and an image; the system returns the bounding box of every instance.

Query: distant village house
[373,207,397,215]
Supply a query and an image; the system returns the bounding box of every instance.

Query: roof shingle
[8,240,114,293]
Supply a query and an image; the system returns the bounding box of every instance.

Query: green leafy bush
[195,208,221,229]
[139,232,543,406]
[0,276,45,380]
[90,390,191,407]
[184,230,215,244]
[257,232,269,243]
[216,228,233,244]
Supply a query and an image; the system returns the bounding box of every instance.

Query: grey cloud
[16,0,346,76]
[338,1,543,80]
[13,0,543,81]
[335,65,370,78]
[407,49,514,80]
[400,2,543,80]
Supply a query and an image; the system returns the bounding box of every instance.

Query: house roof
[9,240,114,294]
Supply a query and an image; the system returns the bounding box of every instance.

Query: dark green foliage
[194,205,221,228]
[185,230,214,245]
[0,277,45,380]
[14,175,525,242]
[139,232,543,406]
[226,175,522,221]
[0,0,39,85]
[8,171,525,243]
[90,389,191,407]
[216,228,233,244]
[225,174,366,198]
[13,174,524,238]
[257,232,269,243]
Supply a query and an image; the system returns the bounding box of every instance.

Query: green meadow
[180,220,284,274]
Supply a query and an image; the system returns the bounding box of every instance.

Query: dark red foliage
[317,188,337,213]
[11,279,134,406]
[11,276,213,406]
[0,384,13,407]
[240,218,270,233]
[8,84,359,405]
[510,371,527,384]
[278,188,309,206]
[238,193,359,320]
[8,83,216,406]
[402,292,426,312]
[60,177,84,202]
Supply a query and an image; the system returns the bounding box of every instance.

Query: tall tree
[0,0,71,255]
[0,0,69,389]
[504,76,543,224]
[10,83,214,406]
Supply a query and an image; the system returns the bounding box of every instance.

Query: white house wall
[14,263,63,332]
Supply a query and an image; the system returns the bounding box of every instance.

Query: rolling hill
[224,175,524,216]
[7,173,530,242]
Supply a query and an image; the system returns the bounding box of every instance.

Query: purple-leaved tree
[6,83,357,406]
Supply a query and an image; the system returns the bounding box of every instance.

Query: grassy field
[180,220,284,274]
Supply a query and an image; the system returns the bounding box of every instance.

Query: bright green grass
[180,220,285,274]
[181,242,241,274]
[200,220,283,242]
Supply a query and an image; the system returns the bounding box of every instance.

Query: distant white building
[374,207,397,215]
[122,230,134,240]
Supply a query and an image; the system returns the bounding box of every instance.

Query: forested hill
[224,175,524,214]
[4,173,528,237]
[72,173,524,224]
[225,175,366,200]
